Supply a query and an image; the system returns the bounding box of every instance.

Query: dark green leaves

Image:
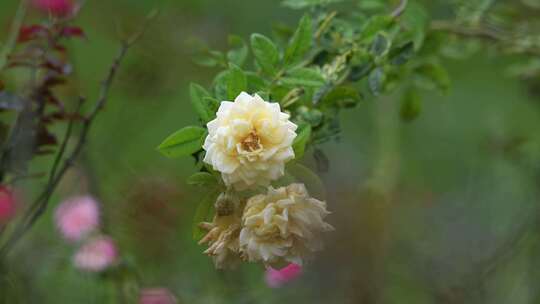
[360,15,394,43]
[321,85,362,108]
[402,1,429,50]
[370,33,391,58]
[282,67,325,87]
[400,88,422,122]
[190,83,218,123]
[284,15,312,67]
[287,163,326,199]
[293,124,311,159]
[251,33,280,75]
[157,126,206,158]
[226,64,247,100]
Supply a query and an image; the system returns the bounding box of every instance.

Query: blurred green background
[2,0,540,303]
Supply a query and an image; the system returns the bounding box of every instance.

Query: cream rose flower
[199,214,242,269]
[202,92,297,190]
[239,183,333,266]
[198,192,242,269]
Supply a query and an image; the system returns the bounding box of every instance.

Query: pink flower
[55,195,100,242]
[32,0,75,17]
[0,187,16,223]
[73,236,118,272]
[139,288,178,304]
[265,263,303,288]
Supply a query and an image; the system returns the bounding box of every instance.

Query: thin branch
[0,0,28,71]
[0,39,137,258]
[390,0,408,19]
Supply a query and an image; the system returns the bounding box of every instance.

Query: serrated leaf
[282,67,325,87]
[287,163,326,199]
[293,124,311,159]
[193,188,220,240]
[251,33,280,75]
[284,14,312,66]
[157,126,207,158]
[190,83,217,123]
[370,33,391,58]
[400,88,422,122]
[227,64,247,100]
[282,0,343,9]
[187,172,217,186]
[368,67,386,96]
[227,35,249,67]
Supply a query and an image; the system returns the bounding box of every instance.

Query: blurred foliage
[1,0,540,303]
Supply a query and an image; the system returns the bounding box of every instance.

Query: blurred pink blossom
[265,263,303,288]
[139,288,178,304]
[0,187,16,223]
[73,236,118,272]
[55,195,100,242]
[32,0,75,17]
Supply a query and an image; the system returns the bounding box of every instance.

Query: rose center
[241,132,262,152]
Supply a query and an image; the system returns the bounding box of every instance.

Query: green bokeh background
[1,0,540,303]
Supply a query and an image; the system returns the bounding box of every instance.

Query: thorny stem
[0,36,143,259]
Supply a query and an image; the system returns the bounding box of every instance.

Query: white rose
[239,183,333,266]
[202,92,297,190]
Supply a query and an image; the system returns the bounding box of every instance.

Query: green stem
[0,0,27,71]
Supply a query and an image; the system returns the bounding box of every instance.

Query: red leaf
[61,27,85,39]
[18,25,48,43]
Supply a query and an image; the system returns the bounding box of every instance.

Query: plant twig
[0,0,27,71]
[390,0,408,18]
[0,38,138,258]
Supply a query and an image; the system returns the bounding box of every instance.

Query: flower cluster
[55,195,118,272]
[184,93,334,269]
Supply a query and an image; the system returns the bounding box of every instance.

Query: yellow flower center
[240,131,262,152]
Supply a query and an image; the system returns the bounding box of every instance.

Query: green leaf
[370,33,391,58]
[227,35,249,67]
[193,188,221,240]
[246,71,268,92]
[400,88,422,122]
[284,14,312,66]
[193,50,227,68]
[190,83,217,123]
[293,124,311,159]
[390,42,414,66]
[187,172,218,186]
[282,67,325,87]
[402,1,429,50]
[282,0,343,9]
[214,70,229,101]
[287,163,326,199]
[157,126,207,158]
[368,67,386,96]
[414,62,450,93]
[360,15,394,43]
[227,64,247,100]
[321,85,362,108]
[251,33,280,75]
